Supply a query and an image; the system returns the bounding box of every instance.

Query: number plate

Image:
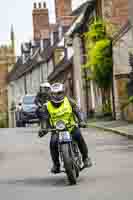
[59,131,71,142]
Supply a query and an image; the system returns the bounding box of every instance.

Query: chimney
[55,0,72,23]
[38,2,41,8]
[32,2,50,41]
[33,2,37,9]
[43,2,46,8]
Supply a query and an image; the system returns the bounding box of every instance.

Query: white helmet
[51,83,65,104]
[40,82,51,94]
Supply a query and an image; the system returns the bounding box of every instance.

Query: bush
[121,96,133,110]
[84,19,113,115]
[0,119,7,128]
[89,38,112,89]
[0,113,8,128]
[84,20,112,89]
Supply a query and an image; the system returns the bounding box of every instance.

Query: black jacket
[35,92,50,106]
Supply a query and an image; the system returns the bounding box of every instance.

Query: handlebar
[41,128,56,133]
[41,123,87,134]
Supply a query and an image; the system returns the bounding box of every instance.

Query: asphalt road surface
[0,127,133,200]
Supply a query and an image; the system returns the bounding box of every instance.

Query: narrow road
[0,127,133,199]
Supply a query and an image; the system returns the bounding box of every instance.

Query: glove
[38,130,48,138]
[79,121,87,128]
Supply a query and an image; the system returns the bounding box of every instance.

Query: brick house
[8,1,75,127]
[49,0,130,120]
[47,1,94,113]
[48,0,102,115]
[68,0,116,116]
[103,0,130,120]
[8,0,130,126]
[64,0,130,119]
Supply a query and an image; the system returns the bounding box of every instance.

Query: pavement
[0,127,133,199]
[88,119,133,139]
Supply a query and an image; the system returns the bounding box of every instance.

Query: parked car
[16,94,39,127]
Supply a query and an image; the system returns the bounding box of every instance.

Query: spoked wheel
[61,143,77,185]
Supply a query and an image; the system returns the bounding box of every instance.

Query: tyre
[72,143,80,177]
[61,143,77,185]
[16,120,21,127]
[17,120,25,127]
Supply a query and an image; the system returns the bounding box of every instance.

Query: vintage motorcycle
[42,120,85,185]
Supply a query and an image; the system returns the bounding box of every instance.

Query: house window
[42,63,48,81]
[40,64,44,82]
[54,48,65,65]
[58,26,63,41]
[50,32,54,46]
[24,75,27,94]
[48,60,54,76]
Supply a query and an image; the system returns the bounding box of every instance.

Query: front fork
[58,142,73,162]
[59,142,81,168]
[72,143,82,168]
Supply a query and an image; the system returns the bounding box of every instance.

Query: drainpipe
[24,75,27,94]
[111,40,116,120]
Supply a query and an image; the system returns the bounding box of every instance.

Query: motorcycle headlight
[56,121,66,131]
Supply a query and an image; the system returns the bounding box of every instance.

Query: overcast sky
[0,0,87,55]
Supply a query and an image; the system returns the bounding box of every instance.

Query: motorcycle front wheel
[61,143,77,185]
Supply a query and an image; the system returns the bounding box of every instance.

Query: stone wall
[0,46,15,114]
[113,28,133,120]
[0,63,8,113]
[123,103,133,121]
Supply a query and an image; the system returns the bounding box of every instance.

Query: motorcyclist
[35,82,51,129]
[35,82,51,106]
[38,82,92,173]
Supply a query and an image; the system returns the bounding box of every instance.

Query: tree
[84,19,113,114]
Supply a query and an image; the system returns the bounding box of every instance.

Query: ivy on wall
[84,19,113,114]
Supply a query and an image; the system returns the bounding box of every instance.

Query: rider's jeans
[50,127,89,166]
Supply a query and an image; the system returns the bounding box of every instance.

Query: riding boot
[72,127,92,168]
